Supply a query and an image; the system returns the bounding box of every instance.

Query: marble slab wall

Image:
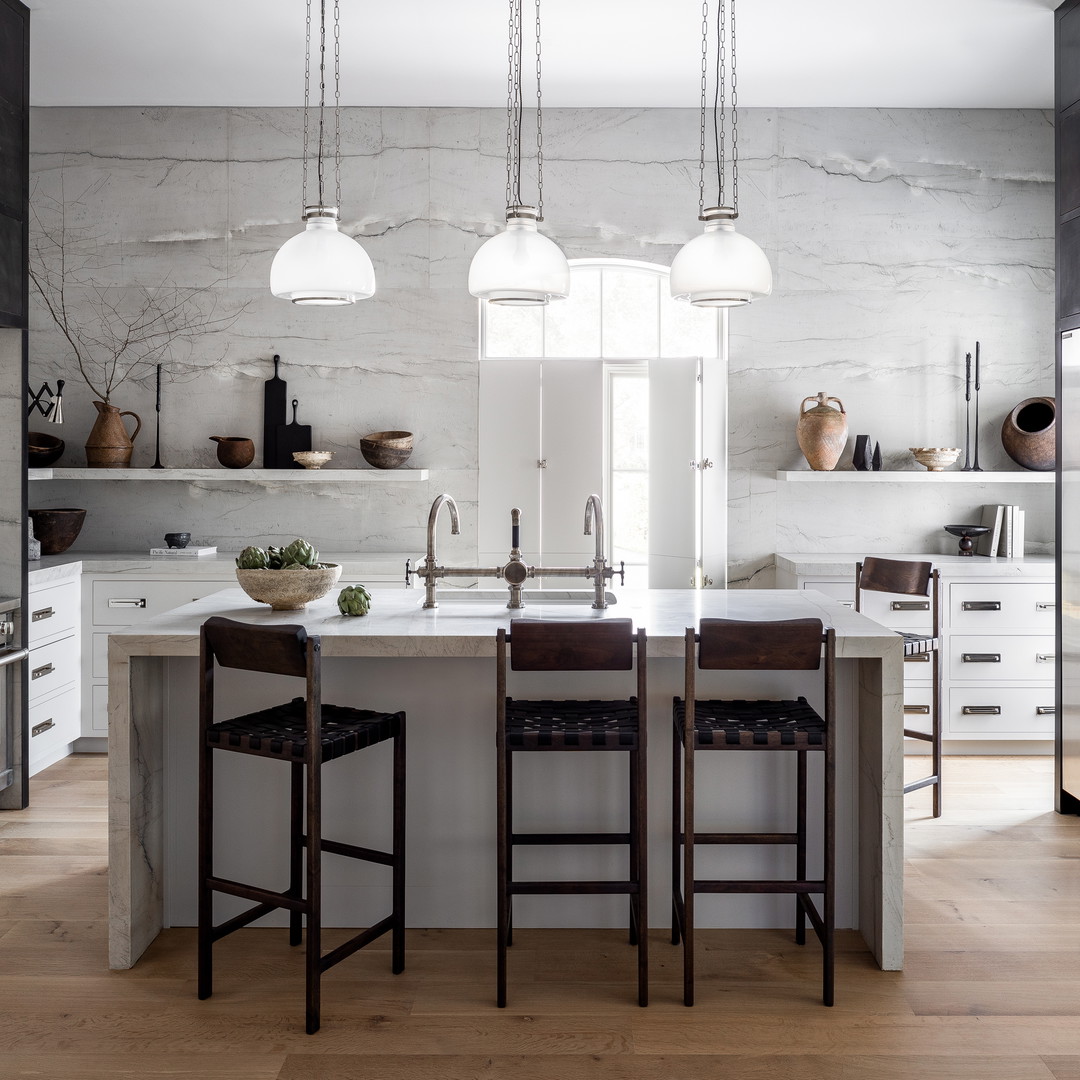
[27,107,1054,579]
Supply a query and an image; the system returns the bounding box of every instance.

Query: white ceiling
[27,0,1059,109]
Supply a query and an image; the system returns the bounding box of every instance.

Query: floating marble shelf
[29,468,429,483]
[776,470,1054,484]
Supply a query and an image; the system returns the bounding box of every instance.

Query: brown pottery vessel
[210,436,255,469]
[85,400,142,468]
[1001,396,1055,472]
[796,393,848,472]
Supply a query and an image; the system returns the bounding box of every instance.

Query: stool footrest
[208,875,307,913]
[210,900,280,942]
[694,878,825,895]
[511,831,632,846]
[319,913,397,973]
[903,728,933,742]
[509,880,639,896]
[315,835,397,867]
[688,831,799,845]
[797,892,827,943]
[903,773,940,794]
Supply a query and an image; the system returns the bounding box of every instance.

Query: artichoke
[266,545,286,569]
[337,584,372,617]
[236,545,269,570]
[283,537,320,568]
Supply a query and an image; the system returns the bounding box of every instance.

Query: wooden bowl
[360,430,413,469]
[28,508,86,555]
[235,563,342,611]
[28,431,64,467]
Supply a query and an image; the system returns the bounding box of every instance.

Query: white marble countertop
[775,552,1055,578]
[107,586,899,661]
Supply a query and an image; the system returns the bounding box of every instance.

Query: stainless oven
[0,599,27,795]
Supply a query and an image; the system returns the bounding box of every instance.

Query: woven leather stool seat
[899,631,938,657]
[505,698,640,749]
[207,697,401,761]
[674,696,826,748]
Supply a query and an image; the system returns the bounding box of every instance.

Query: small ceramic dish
[292,450,334,470]
[909,447,961,472]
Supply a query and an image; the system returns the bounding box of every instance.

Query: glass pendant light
[468,0,569,307]
[270,0,375,306]
[670,0,772,308]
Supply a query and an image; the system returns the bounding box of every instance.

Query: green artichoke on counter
[236,545,269,569]
[337,584,372,616]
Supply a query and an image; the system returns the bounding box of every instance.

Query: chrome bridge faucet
[406,493,624,610]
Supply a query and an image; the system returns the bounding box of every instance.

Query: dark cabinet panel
[1060,217,1080,320]
[1062,4,1080,112]
[1062,111,1080,218]
[0,0,27,330]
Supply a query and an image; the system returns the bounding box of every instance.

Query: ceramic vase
[85,400,142,468]
[796,393,848,472]
[1001,396,1056,471]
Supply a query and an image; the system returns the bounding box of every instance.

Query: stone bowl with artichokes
[234,538,341,611]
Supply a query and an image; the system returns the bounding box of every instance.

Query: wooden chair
[672,617,835,1007]
[496,618,648,1007]
[198,616,406,1034]
[855,557,942,817]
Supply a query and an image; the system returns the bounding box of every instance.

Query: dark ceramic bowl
[360,430,413,469]
[164,532,191,549]
[28,431,64,468]
[28,508,86,556]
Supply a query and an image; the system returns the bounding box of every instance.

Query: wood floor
[1,754,1078,1078]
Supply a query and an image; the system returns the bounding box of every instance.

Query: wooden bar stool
[672,617,835,1007]
[198,616,406,1034]
[496,618,648,1007]
[855,557,942,817]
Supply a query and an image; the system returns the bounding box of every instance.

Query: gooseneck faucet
[419,493,461,609]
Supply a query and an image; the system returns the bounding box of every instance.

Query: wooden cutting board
[276,398,311,469]
[262,354,288,467]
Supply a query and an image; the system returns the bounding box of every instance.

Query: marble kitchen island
[106,587,905,973]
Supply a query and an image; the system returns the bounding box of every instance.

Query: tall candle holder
[150,365,164,469]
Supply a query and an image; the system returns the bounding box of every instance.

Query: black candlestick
[971,341,983,472]
[150,364,164,469]
[961,352,973,471]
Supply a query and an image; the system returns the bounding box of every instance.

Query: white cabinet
[27,577,81,776]
[779,557,1055,746]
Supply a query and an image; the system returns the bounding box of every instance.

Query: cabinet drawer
[949,635,1056,681]
[28,634,78,702]
[948,687,1056,735]
[92,579,223,625]
[28,578,79,646]
[858,590,932,633]
[949,582,1055,629]
[903,684,934,738]
[29,684,80,766]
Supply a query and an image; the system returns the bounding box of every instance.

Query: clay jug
[796,392,848,471]
[85,400,142,468]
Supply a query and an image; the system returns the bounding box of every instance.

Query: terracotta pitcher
[796,392,848,472]
[85,400,142,468]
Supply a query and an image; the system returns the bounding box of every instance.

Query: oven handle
[0,648,29,669]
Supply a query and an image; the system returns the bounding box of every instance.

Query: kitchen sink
[417,589,617,606]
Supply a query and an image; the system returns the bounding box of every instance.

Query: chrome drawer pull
[1036,706,1056,716]
[962,653,1001,663]
[904,704,931,715]
[891,600,929,611]
[962,601,1001,612]
[1037,654,1055,663]
[1036,602,1055,612]
[31,606,54,622]
[31,718,55,738]
[31,662,54,680]
[962,705,1001,715]
[108,598,147,609]
[904,653,930,663]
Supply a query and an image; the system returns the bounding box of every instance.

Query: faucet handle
[617,560,625,585]
[405,558,414,586]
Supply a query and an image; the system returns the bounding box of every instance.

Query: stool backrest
[506,618,635,671]
[856,556,932,599]
[696,617,824,671]
[201,616,312,678]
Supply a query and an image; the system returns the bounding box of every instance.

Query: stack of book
[975,505,1025,558]
[148,545,218,558]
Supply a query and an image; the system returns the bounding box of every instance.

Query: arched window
[479,259,727,589]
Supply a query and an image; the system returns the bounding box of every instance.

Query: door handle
[31,718,55,737]
[108,598,147,609]
[961,653,1001,663]
[891,600,929,611]
[904,704,931,715]
[904,653,930,663]
[961,705,1001,715]
[31,606,54,622]
[1036,706,1055,716]
[1036,602,1055,612]
[1037,654,1055,663]
[962,601,1001,611]
[31,662,54,680]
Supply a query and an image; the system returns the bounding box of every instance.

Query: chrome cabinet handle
[962,705,1001,715]
[904,653,930,663]
[108,598,147,609]
[1036,602,1055,612]
[961,653,1001,663]
[31,606,54,622]
[904,704,931,715]
[1036,706,1056,716]
[1037,654,1055,663]
[891,600,929,611]
[962,601,1001,611]
[31,662,54,680]
[31,718,55,737]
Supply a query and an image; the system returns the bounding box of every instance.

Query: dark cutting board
[276,398,311,469]
[262,354,288,467]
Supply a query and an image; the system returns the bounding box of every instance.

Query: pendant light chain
[730,0,739,214]
[333,0,341,209]
[505,0,523,210]
[316,0,328,208]
[716,0,726,208]
[696,0,708,219]
[302,0,312,212]
[696,0,740,216]
[534,0,545,222]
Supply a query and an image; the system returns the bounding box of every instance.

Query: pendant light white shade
[468,210,570,307]
[271,209,376,306]
[670,207,772,308]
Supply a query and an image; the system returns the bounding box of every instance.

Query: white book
[999,505,1014,558]
[148,545,218,557]
[1013,508,1025,558]
[976,504,1003,557]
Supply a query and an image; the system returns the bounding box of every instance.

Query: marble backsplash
[26,106,1055,579]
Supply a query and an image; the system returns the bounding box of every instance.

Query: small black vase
[853,435,873,471]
